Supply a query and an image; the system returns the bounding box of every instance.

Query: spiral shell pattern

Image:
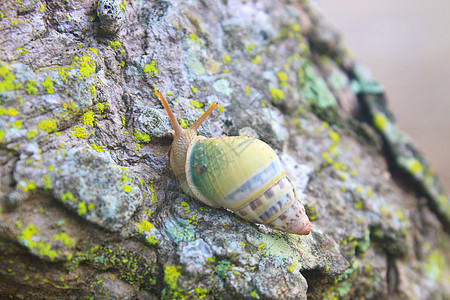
[186,136,311,235]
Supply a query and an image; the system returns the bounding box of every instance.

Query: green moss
[25,80,38,95]
[82,111,95,127]
[39,3,45,12]
[41,76,54,94]
[143,60,158,77]
[53,232,75,247]
[0,129,5,142]
[134,130,151,143]
[250,290,259,298]
[164,265,181,290]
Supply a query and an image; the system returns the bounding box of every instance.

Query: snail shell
[156,90,311,235]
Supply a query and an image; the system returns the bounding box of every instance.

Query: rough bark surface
[1,0,449,299]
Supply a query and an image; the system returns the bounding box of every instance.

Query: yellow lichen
[43,174,52,190]
[82,111,95,127]
[25,81,38,95]
[223,54,231,64]
[373,112,389,133]
[251,55,261,64]
[143,60,158,76]
[77,202,87,215]
[71,127,88,139]
[269,87,284,101]
[90,144,105,151]
[190,100,203,108]
[7,107,19,116]
[41,76,54,94]
[76,55,96,78]
[277,71,288,86]
[134,130,151,143]
[164,265,181,290]
[123,185,132,193]
[109,40,122,50]
[61,192,77,203]
[27,130,38,139]
[22,180,36,192]
[37,118,57,133]
[329,131,340,143]
[53,232,75,247]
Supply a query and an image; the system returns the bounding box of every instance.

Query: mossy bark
[0,0,449,299]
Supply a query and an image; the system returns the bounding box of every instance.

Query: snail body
[156,90,311,235]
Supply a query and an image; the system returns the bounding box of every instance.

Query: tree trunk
[1,0,449,299]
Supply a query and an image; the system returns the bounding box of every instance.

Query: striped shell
[156,90,311,235]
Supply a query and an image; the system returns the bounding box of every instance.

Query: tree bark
[0,0,449,299]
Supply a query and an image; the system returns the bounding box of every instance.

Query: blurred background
[320,0,450,193]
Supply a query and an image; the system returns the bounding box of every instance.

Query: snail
[156,90,311,235]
